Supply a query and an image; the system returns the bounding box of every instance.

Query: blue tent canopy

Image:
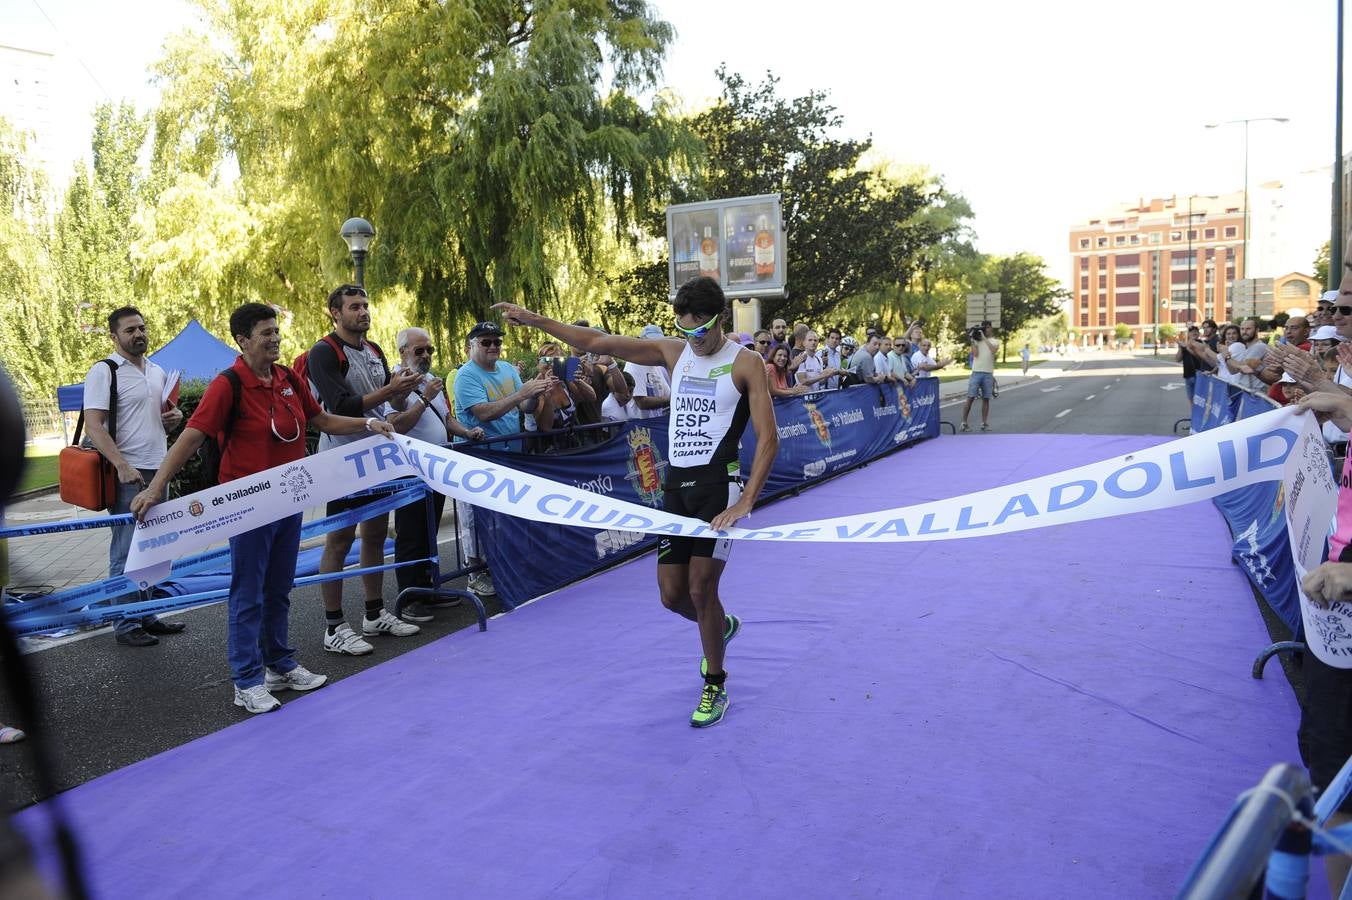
[56,319,239,412]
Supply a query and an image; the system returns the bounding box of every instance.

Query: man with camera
[960,321,999,432]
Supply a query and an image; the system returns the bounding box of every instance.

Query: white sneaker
[264,664,328,692]
[468,571,497,596]
[362,609,420,637]
[233,684,280,714]
[323,623,374,656]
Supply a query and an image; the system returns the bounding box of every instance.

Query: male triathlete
[493,276,779,727]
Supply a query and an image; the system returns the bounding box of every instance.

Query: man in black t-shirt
[1174,325,1203,404]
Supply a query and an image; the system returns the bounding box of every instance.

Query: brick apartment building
[1068,193,1245,344]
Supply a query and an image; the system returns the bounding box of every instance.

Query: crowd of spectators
[455,316,983,449]
[1174,274,1352,894]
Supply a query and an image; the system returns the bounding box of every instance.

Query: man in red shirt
[131,303,396,714]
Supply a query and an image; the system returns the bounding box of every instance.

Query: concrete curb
[10,484,59,503]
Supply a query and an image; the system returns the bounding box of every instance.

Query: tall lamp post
[1205,117,1289,280]
[340,217,376,288]
[1334,0,1345,289]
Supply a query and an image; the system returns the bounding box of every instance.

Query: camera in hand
[968,325,986,341]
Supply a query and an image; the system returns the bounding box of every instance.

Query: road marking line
[1084,394,1095,400]
[1103,385,1112,391]
[1055,408,1072,418]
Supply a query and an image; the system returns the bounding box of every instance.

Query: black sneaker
[400,600,434,623]
[143,619,186,635]
[115,627,158,647]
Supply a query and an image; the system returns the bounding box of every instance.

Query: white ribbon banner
[123,407,1350,665]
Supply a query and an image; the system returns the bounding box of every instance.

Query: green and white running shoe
[700,614,741,678]
[690,683,729,728]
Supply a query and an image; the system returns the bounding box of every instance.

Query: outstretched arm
[492,301,675,369]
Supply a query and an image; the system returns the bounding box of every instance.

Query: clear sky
[4,0,1345,288]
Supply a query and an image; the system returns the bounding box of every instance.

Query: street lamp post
[1334,0,1345,289]
[340,217,376,288]
[1206,117,1289,280]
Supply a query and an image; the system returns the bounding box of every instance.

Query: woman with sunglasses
[492,276,779,729]
[130,302,397,715]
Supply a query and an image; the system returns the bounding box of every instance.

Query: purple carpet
[19,433,1307,897]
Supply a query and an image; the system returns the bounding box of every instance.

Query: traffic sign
[965,293,1002,329]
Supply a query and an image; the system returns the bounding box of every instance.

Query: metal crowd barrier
[1178,751,1352,899]
[1185,375,1313,681]
[1,478,487,636]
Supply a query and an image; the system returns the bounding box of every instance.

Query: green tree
[633,69,953,327]
[149,0,692,351]
[0,118,67,400]
[1315,239,1331,288]
[966,253,1068,360]
[53,104,152,382]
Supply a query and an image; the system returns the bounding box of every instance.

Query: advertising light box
[666,194,785,300]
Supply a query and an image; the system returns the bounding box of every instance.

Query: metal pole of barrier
[1265,806,1314,900]
[1177,763,1312,899]
[391,485,487,632]
[1253,642,1306,680]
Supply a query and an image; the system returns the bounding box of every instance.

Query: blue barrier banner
[745,380,939,497]
[1192,376,1303,635]
[1192,374,1241,433]
[465,381,940,607]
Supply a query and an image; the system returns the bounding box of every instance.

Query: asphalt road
[939,351,1192,436]
[0,351,1205,808]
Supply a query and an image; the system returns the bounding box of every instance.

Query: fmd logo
[137,533,179,552]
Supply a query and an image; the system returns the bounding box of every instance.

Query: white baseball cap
[1312,325,1347,341]
[1319,290,1340,305]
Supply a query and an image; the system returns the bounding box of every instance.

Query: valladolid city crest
[624,426,668,507]
[804,401,832,450]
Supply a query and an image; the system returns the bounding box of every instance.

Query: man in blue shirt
[450,321,554,596]
[452,321,552,451]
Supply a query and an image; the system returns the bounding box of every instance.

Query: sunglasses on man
[1333,305,1352,316]
[673,313,720,340]
[410,346,435,357]
[478,337,502,347]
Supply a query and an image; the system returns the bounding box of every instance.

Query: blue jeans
[107,469,164,636]
[1185,375,1196,407]
[967,371,994,399]
[227,515,302,689]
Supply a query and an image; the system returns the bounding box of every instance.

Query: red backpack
[292,333,389,399]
